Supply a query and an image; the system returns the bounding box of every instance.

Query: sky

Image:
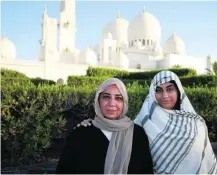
[1,0,217,61]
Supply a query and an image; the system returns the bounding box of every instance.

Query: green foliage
[1,68,28,79]
[30,77,56,86]
[212,61,217,75]
[1,68,31,87]
[1,67,217,167]
[1,84,91,166]
[86,66,129,78]
[86,67,196,80]
[180,75,217,87]
[67,75,216,88]
[185,87,217,141]
[67,75,109,88]
[121,68,197,80]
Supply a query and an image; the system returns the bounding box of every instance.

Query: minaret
[59,0,76,54]
[38,6,48,61]
[40,5,48,47]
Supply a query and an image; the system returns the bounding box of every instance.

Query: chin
[162,105,173,110]
[104,115,119,120]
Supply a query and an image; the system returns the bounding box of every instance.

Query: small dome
[102,11,129,47]
[128,8,161,44]
[80,47,97,66]
[163,33,185,55]
[0,36,16,60]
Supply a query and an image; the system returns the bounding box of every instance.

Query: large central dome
[0,36,16,60]
[102,12,129,47]
[128,8,161,46]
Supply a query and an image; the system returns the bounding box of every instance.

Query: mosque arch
[136,64,141,69]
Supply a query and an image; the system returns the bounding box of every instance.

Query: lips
[162,101,170,104]
[107,110,116,112]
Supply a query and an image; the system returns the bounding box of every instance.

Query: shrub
[180,75,217,88]
[1,84,92,167]
[67,75,217,89]
[30,77,56,86]
[1,68,28,79]
[1,68,31,87]
[1,78,216,167]
[67,76,109,88]
[121,68,197,80]
[86,67,129,78]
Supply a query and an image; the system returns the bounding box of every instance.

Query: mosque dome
[102,11,129,47]
[0,36,16,60]
[128,8,161,46]
[80,47,97,66]
[163,33,186,55]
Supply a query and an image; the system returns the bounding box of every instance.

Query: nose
[162,91,169,98]
[108,97,116,106]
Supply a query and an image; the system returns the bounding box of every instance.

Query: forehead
[158,82,174,88]
[102,84,121,95]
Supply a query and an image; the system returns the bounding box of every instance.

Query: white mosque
[0,0,214,83]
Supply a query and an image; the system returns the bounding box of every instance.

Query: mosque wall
[127,53,156,70]
[1,59,89,83]
[1,60,45,78]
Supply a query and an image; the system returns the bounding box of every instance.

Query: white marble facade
[0,0,214,83]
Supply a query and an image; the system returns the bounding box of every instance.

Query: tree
[212,61,217,75]
[206,61,217,75]
[172,64,181,68]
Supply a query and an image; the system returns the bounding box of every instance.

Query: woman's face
[155,82,178,110]
[99,84,124,120]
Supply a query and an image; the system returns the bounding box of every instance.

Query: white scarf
[134,70,217,174]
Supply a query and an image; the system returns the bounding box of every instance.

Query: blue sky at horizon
[1,1,217,61]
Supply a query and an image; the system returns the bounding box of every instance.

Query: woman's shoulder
[133,124,147,136]
[134,123,144,130]
[67,124,97,139]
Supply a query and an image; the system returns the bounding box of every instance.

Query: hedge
[67,76,109,88]
[30,77,56,86]
[179,75,217,88]
[1,68,28,79]
[86,67,129,78]
[1,83,216,167]
[67,75,217,88]
[86,67,197,79]
[1,84,94,167]
[1,69,56,87]
[122,68,197,80]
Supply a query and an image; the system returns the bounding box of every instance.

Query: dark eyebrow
[166,85,175,88]
[156,86,162,90]
[115,94,122,97]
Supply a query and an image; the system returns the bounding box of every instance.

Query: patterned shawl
[134,70,217,174]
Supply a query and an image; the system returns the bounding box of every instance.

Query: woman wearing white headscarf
[134,70,217,174]
[56,78,153,174]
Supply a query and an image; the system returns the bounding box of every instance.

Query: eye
[167,87,175,92]
[102,95,110,100]
[156,88,162,93]
[115,96,123,101]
